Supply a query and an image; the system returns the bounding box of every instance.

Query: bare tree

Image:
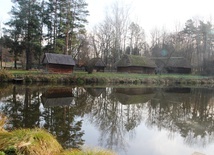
[127,22,146,55]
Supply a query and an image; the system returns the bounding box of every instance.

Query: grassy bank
[0,69,214,86]
[0,114,116,155]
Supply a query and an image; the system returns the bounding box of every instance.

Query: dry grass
[61,147,117,155]
[0,128,63,155]
[0,114,7,132]
[0,114,116,155]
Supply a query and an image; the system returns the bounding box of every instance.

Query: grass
[0,114,116,155]
[0,128,63,155]
[5,69,207,80]
[61,147,117,155]
[0,69,212,85]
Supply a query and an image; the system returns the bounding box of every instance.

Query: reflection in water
[1,85,214,154]
[41,87,74,107]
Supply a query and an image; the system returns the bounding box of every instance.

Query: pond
[0,84,214,155]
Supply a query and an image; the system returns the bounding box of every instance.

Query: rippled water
[0,84,214,155]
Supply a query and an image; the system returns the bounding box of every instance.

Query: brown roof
[152,57,191,68]
[42,53,75,66]
[116,54,156,68]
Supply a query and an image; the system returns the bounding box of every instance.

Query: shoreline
[1,70,214,86]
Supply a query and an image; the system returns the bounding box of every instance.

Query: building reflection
[1,85,214,151]
[40,87,84,148]
[114,87,155,104]
[41,87,74,107]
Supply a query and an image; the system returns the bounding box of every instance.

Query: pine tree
[5,0,42,70]
[43,0,89,55]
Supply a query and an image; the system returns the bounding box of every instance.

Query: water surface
[0,84,214,155]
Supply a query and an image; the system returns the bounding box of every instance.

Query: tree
[127,22,145,55]
[5,0,42,70]
[181,19,214,74]
[5,0,89,70]
[43,0,89,55]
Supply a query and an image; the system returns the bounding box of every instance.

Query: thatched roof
[152,57,191,68]
[116,54,156,68]
[88,58,106,67]
[42,53,75,66]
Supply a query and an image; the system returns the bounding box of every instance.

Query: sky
[1,0,214,37]
[85,0,214,35]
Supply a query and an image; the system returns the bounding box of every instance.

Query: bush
[0,70,13,82]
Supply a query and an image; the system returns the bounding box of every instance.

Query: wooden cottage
[87,58,106,72]
[42,53,75,73]
[116,54,156,74]
[152,57,191,74]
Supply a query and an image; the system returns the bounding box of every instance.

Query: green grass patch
[3,69,212,85]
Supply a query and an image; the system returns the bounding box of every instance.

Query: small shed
[42,53,75,73]
[116,54,156,74]
[87,58,106,72]
[152,57,191,74]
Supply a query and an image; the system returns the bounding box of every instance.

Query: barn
[116,54,156,74]
[42,53,75,73]
[152,57,191,74]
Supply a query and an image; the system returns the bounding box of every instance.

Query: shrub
[0,70,13,82]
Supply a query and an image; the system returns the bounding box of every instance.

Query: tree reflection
[0,85,85,149]
[147,87,214,146]
[1,85,214,150]
[82,87,152,152]
[84,87,128,151]
[41,87,85,148]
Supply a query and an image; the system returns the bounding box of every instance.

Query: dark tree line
[2,0,89,70]
[149,19,214,75]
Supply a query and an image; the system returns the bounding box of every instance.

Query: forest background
[1,0,214,75]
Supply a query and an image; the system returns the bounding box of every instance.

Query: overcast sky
[86,0,214,33]
[1,0,214,36]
